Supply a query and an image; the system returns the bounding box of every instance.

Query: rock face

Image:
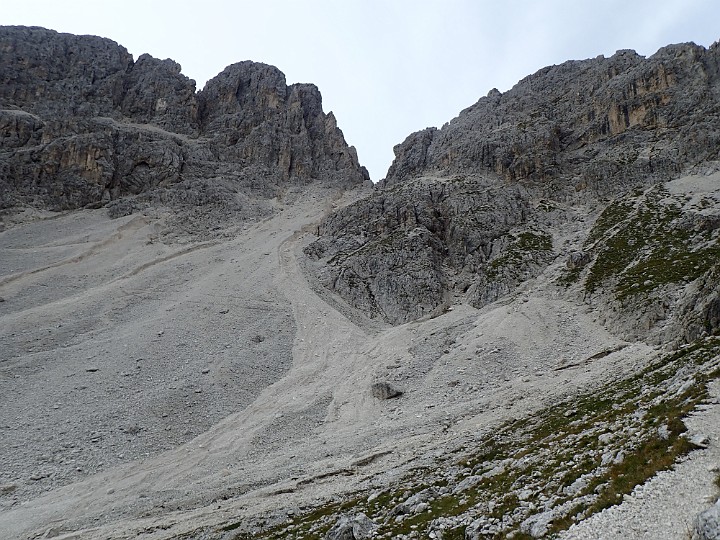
[383,43,720,193]
[305,41,720,327]
[693,500,720,540]
[304,175,553,324]
[0,26,368,215]
[199,62,364,186]
[564,174,720,346]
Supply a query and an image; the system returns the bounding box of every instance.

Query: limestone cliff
[0,26,368,216]
[305,42,720,330]
[384,43,720,192]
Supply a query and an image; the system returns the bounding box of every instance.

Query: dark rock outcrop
[0,26,368,215]
[370,382,403,400]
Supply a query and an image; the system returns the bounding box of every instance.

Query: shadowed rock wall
[0,26,369,212]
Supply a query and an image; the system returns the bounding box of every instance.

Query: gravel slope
[0,181,717,539]
[560,380,720,540]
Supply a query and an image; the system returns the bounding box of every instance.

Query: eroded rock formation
[306,41,720,328]
[0,26,369,215]
[383,43,720,192]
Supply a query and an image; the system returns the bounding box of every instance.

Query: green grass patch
[581,185,720,300]
[584,199,635,247]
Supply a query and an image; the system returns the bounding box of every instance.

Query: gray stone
[404,487,438,506]
[693,500,720,540]
[391,487,439,516]
[690,434,711,449]
[371,382,403,400]
[518,489,533,501]
[598,433,614,445]
[567,251,591,269]
[563,475,589,497]
[0,483,17,494]
[42,527,63,539]
[480,464,507,479]
[325,513,377,540]
[520,510,555,538]
[465,518,486,540]
[413,502,430,513]
[453,475,484,495]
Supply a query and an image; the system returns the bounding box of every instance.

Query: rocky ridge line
[384,43,720,191]
[0,26,369,224]
[304,41,720,331]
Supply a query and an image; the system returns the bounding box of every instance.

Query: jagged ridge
[0,26,369,216]
[305,41,720,331]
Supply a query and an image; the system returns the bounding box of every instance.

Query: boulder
[371,382,403,400]
[567,250,591,269]
[693,500,720,540]
[325,513,377,540]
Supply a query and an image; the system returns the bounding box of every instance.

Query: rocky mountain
[305,41,720,335]
[2,26,720,540]
[384,44,720,190]
[0,26,369,224]
[298,42,720,540]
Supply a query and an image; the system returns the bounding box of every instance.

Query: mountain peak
[0,25,369,216]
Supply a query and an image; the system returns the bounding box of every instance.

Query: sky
[4,1,720,181]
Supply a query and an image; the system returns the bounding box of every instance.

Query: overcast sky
[4,1,719,180]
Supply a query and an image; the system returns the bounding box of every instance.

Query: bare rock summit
[0,26,369,218]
